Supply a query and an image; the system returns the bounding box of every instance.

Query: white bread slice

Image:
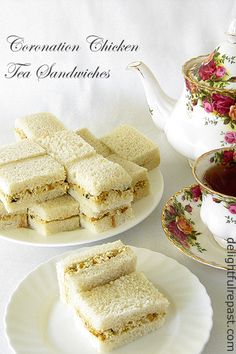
[28,215,80,236]
[28,195,80,222]
[67,154,132,196]
[37,130,96,168]
[101,125,160,170]
[80,205,133,233]
[56,240,136,301]
[76,128,111,157]
[108,154,150,201]
[0,140,46,167]
[71,272,169,331]
[15,112,66,140]
[0,156,67,212]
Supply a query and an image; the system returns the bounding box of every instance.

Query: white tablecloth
[0,1,232,353]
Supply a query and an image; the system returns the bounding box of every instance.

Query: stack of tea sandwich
[0,113,160,235]
[56,240,170,352]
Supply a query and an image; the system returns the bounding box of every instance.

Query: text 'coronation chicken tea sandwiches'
[28,195,80,236]
[0,155,67,212]
[15,112,66,140]
[101,125,160,170]
[56,240,137,299]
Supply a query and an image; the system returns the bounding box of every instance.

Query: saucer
[162,184,228,270]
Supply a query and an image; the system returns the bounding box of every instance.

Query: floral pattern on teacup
[163,185,206,253]
[209,149,236,165]
[202,190,236,224]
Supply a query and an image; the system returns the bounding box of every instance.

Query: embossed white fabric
[0,1,233,353]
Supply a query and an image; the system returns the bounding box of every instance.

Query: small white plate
[0,168,163,247]
[5,246,213,354]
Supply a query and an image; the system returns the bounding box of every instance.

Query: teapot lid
[189,19,236,90]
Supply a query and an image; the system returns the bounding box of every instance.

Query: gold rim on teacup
[192,146,236,200]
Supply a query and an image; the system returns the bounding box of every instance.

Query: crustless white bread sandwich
[79,205,133,233]
[72,272,169,352]
[107,154,150,201]
[67,154,134,232]
[28,195,80,236]
[15,112,66,140]
[0,201,27,230]
[0,156,67,212]
[101,124,160,170]
[0,140,46,167]
[37,130,96,168]
[56,240,137,301]
[76,128,111,157]
[67,154,133,216]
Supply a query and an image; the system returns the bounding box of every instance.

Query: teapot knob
[226,18,236,43]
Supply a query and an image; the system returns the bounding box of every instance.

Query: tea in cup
[192,147,236,248]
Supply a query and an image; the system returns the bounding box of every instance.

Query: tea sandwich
[0,140,46,167]
[0,155,67,212]
[0,201,27,230]
[67,154,133,215]
[67,154,133,232]
[101,125,160,170]
[108,154,150,201]
[15,112,66,140]
[56,240,137,302]
[28,195,80,236]
[76,128,111,157]
[72,272,169,352]
[37,130,96,169]
[80,205,133,233]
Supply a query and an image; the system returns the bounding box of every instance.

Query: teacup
[192,147,236,248]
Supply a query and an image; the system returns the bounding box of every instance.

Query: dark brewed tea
[203,164,236,197]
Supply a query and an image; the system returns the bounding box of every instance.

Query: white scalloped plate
[5,246,213,354]
[0,168,163,247]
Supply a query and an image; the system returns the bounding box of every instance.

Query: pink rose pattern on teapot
[185,48,236,147]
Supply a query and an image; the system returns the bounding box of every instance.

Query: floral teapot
[128,19,236,161]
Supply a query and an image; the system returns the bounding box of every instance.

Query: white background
[0,1,234,353]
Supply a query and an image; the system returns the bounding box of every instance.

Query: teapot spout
[127,61,176,131]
